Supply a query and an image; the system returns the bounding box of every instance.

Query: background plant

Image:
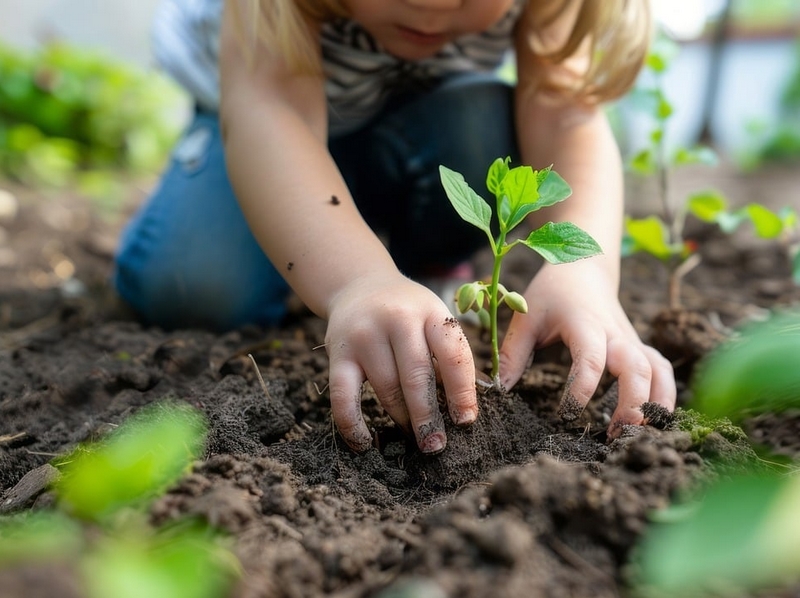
[439,157,601,385]
[0,41,185,196]
[0,401,237,598]
[623,38,800,308]
[632,309,800,596]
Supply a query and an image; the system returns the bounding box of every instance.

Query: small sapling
[624,39,799,308]
[439,157,602,385]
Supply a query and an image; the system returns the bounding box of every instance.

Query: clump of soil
[1,164,800,597]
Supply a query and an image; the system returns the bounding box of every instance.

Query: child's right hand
[323,274,479,454]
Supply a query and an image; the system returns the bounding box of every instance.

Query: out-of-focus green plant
[0,41,185,192]
[746,39,800,168]
[0,401,238,598]
[55,401,208,520]
[632,309,800,596]
[624,38,800,307]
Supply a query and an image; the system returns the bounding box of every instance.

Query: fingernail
[454,408,477,426]
[557,393,584,422]
[420,432,446,454]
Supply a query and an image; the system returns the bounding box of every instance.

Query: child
[114,0,676,454]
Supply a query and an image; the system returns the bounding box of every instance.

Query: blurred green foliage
[731,0,800,30]
[55,401,208,521]
[754,40,800,165]
[0,401,237,598]
[0,41,185,191]
[633,309,800,597]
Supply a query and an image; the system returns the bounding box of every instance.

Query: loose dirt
[1,163,799,597]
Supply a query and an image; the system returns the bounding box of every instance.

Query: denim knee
[114,239,289,331]
[113,111,290,331]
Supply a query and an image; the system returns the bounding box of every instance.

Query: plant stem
[669,253,702,310]
[488,234,507,383]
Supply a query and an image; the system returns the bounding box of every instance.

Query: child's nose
[404,0,463,10]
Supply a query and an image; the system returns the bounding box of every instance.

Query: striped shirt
[152,0,526,134]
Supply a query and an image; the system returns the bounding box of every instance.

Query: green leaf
[691,310,800,419]
[673,145,718,167]
[656,93,673,121]
[55,402,208,521]
[501,165,539,209]
[0,512,83,564]
[623,216,675,260]
[636,474,798,594]
[502,167,573,232]
[522,222,602,263]
[650,128,664,144]
[486,156,510,197]
[645,53,667,73]
[497,165,538,231]
[536,169,572,207]
[686,190,728,222]
[439,165,492,236]
[83,522,236,598]
[629,149,656,175]
[744,203,784,238]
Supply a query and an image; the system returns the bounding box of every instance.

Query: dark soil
[1,162,800,597]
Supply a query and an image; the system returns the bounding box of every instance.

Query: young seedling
[624,39,800,309]
[439,157,602,385]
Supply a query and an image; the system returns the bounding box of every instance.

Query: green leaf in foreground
[690,309,800,420]
[55,402,208,520]
[82,521,236,598]
[0,512,83,564]
[636,473,800,595]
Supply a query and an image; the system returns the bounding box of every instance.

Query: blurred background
[0,0,798,191]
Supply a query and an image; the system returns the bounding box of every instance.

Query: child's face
[340,0,516,60]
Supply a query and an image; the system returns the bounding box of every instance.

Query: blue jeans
[113,77,519,330]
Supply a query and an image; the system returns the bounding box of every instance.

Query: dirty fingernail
[557,393,584,422]
[454,408,477,426]
[420,432,446,454]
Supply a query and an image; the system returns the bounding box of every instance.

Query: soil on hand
[1,163,800,597]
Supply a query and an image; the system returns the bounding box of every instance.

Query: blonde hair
[522,0,652,103]
[239,0,651,103]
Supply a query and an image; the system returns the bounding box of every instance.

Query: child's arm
[218,1,477,453]
[500,8,676,437]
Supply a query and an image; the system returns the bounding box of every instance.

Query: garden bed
[1,161,799,597]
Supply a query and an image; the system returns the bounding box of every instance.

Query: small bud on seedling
[503,291,529,314]
[456,282,479,313]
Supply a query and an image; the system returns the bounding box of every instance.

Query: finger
[359,344,412,434]
[643,345,677,411]
[557,329,607,422]
[605,338,653,439]
[427,316,478,426]
[328,359,373,452]
[498,312,538,390]
[391,328,447,454]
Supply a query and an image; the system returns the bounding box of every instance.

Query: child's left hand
[497,259,676,438]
